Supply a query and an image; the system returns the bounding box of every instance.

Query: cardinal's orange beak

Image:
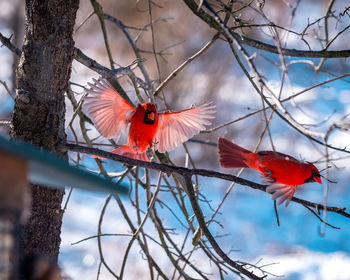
[314,176,322,184]
[148,112,155,121]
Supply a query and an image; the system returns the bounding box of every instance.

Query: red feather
[218,137,322,206]
[85,77,215,161]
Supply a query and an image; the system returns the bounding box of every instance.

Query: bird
[217,137,322,206]
[84,77,215,161]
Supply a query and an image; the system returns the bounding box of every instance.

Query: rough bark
[10,0,79,262]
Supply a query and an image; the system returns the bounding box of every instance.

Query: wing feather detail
[266,183,296,207]
[84,77,135,139]
[155,103,215,153]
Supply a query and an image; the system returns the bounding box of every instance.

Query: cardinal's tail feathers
[266,184,296,207]
[91,145,149,161]
[218,137,252,168]
[110,145,150,162]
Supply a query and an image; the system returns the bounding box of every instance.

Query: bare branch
[183,0,350,58]
[183,175,265,280]
[0,32,21,56]
[59,143,350,219]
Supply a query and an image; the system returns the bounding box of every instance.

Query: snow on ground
[254,249,350,280]
[60,187,350,280]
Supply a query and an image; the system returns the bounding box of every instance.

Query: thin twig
[133,172,162,237]
[0,80,15,100]
[154,33,219,96]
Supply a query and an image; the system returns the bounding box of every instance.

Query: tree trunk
[10,0,79,262]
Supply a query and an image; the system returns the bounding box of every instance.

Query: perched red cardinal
[84,77,215,161]
[218,137,322,206]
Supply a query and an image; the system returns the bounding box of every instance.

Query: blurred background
[1,0,350,279]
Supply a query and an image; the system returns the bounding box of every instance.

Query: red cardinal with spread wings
[84,78,215,161]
